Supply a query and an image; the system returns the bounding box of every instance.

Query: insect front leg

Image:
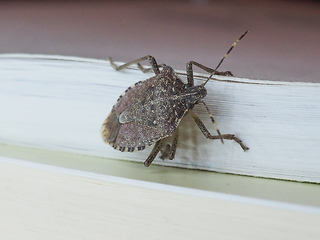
[109,55,164,75]
[190,110,249,151]
[186,61,233,87]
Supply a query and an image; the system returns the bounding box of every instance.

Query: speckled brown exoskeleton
[101,31,249,167]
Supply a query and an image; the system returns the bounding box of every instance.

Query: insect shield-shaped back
[101,66,204,153]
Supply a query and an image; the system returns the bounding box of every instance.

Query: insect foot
[101,31,249,167]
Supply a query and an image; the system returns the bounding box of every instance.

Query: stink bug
[101,31,249,167]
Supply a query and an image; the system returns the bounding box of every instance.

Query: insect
[101,31,249,167]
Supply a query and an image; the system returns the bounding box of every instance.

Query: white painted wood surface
[1,54,320,182]
[1,156,320,240]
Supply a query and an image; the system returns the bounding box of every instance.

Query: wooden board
[1,156,320,240]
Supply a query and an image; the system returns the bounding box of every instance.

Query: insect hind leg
[144,140,163,167]
[159,129,179,160]
[109,55,165,75]
[159,144,170,160]
[145,129,179,166]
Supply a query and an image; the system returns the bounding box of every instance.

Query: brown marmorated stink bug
[101,31,249,167]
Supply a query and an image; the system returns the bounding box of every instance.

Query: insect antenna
[198,100,224,144]
[203,30,248,87]
[200,31,248,143]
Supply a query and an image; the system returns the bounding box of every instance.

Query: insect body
[101,31,249,167]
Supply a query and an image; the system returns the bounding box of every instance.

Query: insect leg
[137,63,166,74]
[185,30,249,86]
[109,55,163,75]
[144,140,163,167]
[190,110,249,151]
[217,134,249,151]
[159,128,179,160]
[159,144,171,160]
[169,128,179,160]
[196,101,224,143]
[186,61,232,87]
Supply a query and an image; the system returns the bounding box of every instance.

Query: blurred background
[1,0,319,82]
